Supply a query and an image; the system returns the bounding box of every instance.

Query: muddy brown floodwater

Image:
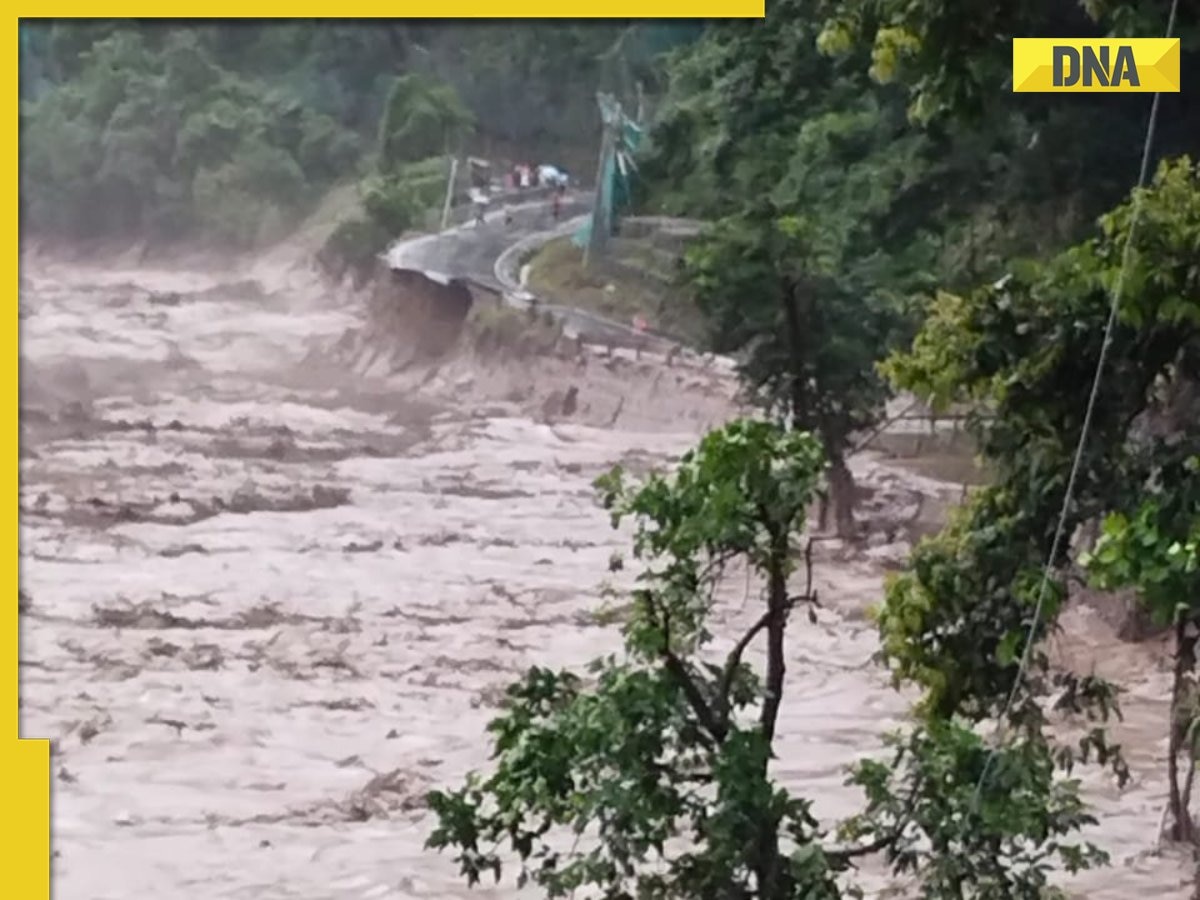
[18,238,1196,899]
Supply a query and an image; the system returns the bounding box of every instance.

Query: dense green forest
[18,20,697,246]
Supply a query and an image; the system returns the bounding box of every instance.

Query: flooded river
[17,234,1195,898]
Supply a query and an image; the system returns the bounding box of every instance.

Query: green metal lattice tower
[580,92,642,270]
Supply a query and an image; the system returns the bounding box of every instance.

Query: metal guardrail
[379,200,708,357]
[492,215,586,293]
[491,215,693,354]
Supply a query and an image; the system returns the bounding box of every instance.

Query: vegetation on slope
[525,233,707,345]
[19,21,700,250]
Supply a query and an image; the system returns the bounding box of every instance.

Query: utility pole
[440,156,459,231]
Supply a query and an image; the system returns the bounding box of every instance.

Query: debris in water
[160,543,208,558]
[339,769,430,821]
[76,714,112,746]
[343,539,384,553]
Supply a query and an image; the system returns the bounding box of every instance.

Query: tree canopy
[19,21,698,247]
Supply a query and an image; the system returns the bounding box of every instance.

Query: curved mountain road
[385,193,590,293]
[383,194,686,354]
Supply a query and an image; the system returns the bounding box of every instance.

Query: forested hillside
[18,21,698,246]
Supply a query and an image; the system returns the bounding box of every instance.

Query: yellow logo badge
[1012,38,1180,93]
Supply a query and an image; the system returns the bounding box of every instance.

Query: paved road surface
[385,194,589,291]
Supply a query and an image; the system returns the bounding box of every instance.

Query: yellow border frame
[20,5,764,18]
[11,13,764,897]
[12,19,50,898]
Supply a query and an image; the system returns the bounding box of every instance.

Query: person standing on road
[469,186,488,227]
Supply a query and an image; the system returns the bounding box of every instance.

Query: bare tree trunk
[761,530,788,742]
[780,282,807,429]
[1168,615,1197,843]
[827,453,856,539]
[753,527,790,898]
[780,279,856,539]
[815,486,830,533]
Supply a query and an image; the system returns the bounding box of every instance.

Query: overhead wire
[972,0,1182,805]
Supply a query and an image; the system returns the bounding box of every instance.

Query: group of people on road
[461,154,575,229]
[470,174,569,228]
[506,162,569,192]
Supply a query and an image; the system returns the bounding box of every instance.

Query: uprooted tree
[425,419,1110,898]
